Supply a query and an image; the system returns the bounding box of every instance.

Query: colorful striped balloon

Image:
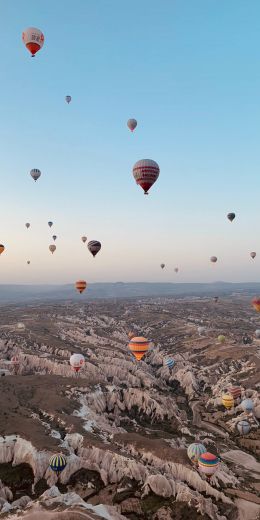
[237,420,251,435]
[187,443,206,463]
[198,452,220,476]
[164,358,175,369]
[49,454,67,475]
[128,336,150,361]
[222,393,234,409]
[133,159,160,195]
[229,386,241,400]
[75,280,87,294]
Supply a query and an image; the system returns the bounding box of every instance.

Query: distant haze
[0,282,259,304]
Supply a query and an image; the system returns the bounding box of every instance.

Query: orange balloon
[252,297,260,312]
[0,244,5,255]
[75,280,87,294]
[128,336,150,361]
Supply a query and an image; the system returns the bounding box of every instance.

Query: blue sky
[0,0,260,283]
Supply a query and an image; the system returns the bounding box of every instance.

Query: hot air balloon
[250,252,256,259]
[25,223,30,229]
[174,267,179,273]
[88,240,101,257]
[160,263,165,269]
[198,452,220,477]
[187,443,206,464]
[49,245,56,254]
[49,454,67,477]
[17,323,25,330]
[0,245,5,255]
[255,329,260,338]
[70,353,85,373]
[252,297,260,312]
[75,280,87,294]
[81,236,87,243]
[128,337,150,361]
[242,334,252,345]
[210,256,217,263]
[241,398,254,413]
[237,420,251,435]
[229,386,241,400]
[222,393,234,409]
[214,296,219,303]
[218,335,226,343]
[22,27,44,57]
[127,119,137,132]
[52,235,57,241]
[65,96,71,104]
[198,326,206,335]
[27,260,30,265]
[164,358,175,369]
[227,212,235,222]
[30,169,41,182]
[133,159,160,195]
[48,221,53,228]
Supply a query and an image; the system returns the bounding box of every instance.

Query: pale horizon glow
[0,1,260,284]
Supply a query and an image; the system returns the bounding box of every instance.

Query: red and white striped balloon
[132,159,160,195]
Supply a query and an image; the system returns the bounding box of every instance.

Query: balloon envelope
[49,245,56,254]
[49,454,67,474]
[187,443,206,463]
[0,245,5,255]
[160,263,165,269]
[25,223,30,229]
[229,386,241,400]
[127,119,137,132]
[210,256,217,263]
[255,329,260,338]
[75,280,87,294]
[81,236,87,243]
[52,235,57,241]
[65,95,71,104]
[88,240,101,257]
[241,398,254,412]
[22,27,44,57]
[227,212,235,222]
[128,337,150,361]
[218,335,226,343]
[237,420,251,435]
[252,297,260,312]
[133,159,160,195]
[164,358,175,369]
[222,393,234,409]
[70,353,85,372]
[30,169,41,181]
[198,452,220,476]
[250,252,256,259]
[48,221,53,228]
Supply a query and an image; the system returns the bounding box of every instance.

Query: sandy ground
[0,375,96,450]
